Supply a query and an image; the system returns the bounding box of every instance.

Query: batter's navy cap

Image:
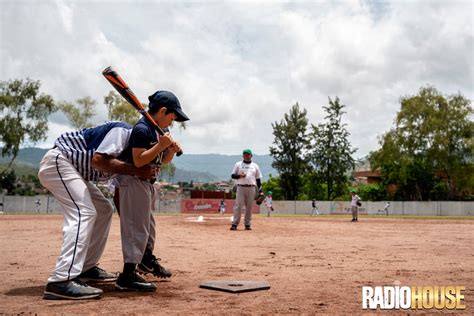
[148,90,190,122]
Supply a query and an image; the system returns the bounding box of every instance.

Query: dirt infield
[0,214,472,314]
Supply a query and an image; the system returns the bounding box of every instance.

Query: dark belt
[238,184,254,187]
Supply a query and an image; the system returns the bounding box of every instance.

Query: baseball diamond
[0,214,472,314]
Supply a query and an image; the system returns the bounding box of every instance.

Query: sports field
[0,214,472,314]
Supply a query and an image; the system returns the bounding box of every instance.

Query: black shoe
[44,279,103,300]
[230,224,237,230]
[245,226,251,230]
[78,266,118,283]
[137,254,172,279]
[115,272,157,292]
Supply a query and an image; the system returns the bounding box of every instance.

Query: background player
[311,199,320,216]
[230,149,263,230]
[351,189,361,222]
[264,191,274,217]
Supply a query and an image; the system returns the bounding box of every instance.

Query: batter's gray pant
[38,149,114,283]
[232,186,256,227]
[116,175,156,264]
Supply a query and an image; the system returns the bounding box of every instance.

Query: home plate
[199,280,270,293]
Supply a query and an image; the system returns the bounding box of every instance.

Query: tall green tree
[59,96,96,129]
[104,91,140,125]
[309,97,356,200]
[0,79,56,169]
[0,169,16,194]
[269,103,310,200]
[370,86,473,200]
[261,174,284,200]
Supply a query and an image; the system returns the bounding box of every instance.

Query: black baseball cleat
[43,279,103,300]
[78,266,118,283]
[245,225,252,230]
[137,252,172,279]
[230,225,237,230]
[115,272,157,292]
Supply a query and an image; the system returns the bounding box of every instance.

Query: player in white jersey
[230,149,263,230]
[264,191,274,217]
[38,122,156,300]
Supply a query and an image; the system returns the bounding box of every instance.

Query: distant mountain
[172,154,277,181]
[1,148,277,182]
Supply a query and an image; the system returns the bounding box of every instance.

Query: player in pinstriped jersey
[38,121,157,300]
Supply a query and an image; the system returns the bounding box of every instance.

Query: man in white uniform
[230,149,263,230]
[264,191,274,217]
[38,122,156,300]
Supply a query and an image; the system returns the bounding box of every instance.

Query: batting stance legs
[38,149,114,298]
[232,185,256,229]
[117,176,156,264]
[114,175,171,292]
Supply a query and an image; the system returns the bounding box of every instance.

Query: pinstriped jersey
[54,121,132,181]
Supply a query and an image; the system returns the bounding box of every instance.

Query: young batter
[115,90,189,292]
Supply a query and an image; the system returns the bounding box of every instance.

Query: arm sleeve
[231,162,240,178]
[129,127,151,149]
[255,164,262,179]
[256,178,262,191]
[95,127,131,157]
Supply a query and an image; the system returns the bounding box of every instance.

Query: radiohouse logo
[362,285,466,310]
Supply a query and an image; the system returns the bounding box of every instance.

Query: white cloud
[1,0,472,157]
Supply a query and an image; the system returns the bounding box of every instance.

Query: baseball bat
[102,66,183,156]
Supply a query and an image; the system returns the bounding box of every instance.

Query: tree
[59,96,96,129]
[159,163,176,182]
[104,91,140,125]
[269,103,310,200]
[0,169,16,194]
[0,79,56,169]
[309,97,356,200]
[261,174,284,200]
[370,86,473,200]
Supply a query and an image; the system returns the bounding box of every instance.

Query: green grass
[256,213,474,220]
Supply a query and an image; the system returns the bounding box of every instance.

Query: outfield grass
[257,213,474,220]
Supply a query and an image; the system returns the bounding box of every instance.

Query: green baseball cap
[351,188,357,193]
[267,191,272,195]
[243,149,252,155]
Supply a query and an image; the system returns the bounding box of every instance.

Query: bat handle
[176,150,183,157]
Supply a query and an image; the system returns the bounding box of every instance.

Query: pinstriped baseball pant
[38,149,114,283]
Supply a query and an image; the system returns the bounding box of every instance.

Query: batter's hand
[168,141,182,154]
[136,164,159,180]
[239,171,246,178]
[158,132,174,150]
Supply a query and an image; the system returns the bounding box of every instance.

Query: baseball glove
[255,192,265,205]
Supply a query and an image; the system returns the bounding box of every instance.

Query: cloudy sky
[1,0,472,157]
